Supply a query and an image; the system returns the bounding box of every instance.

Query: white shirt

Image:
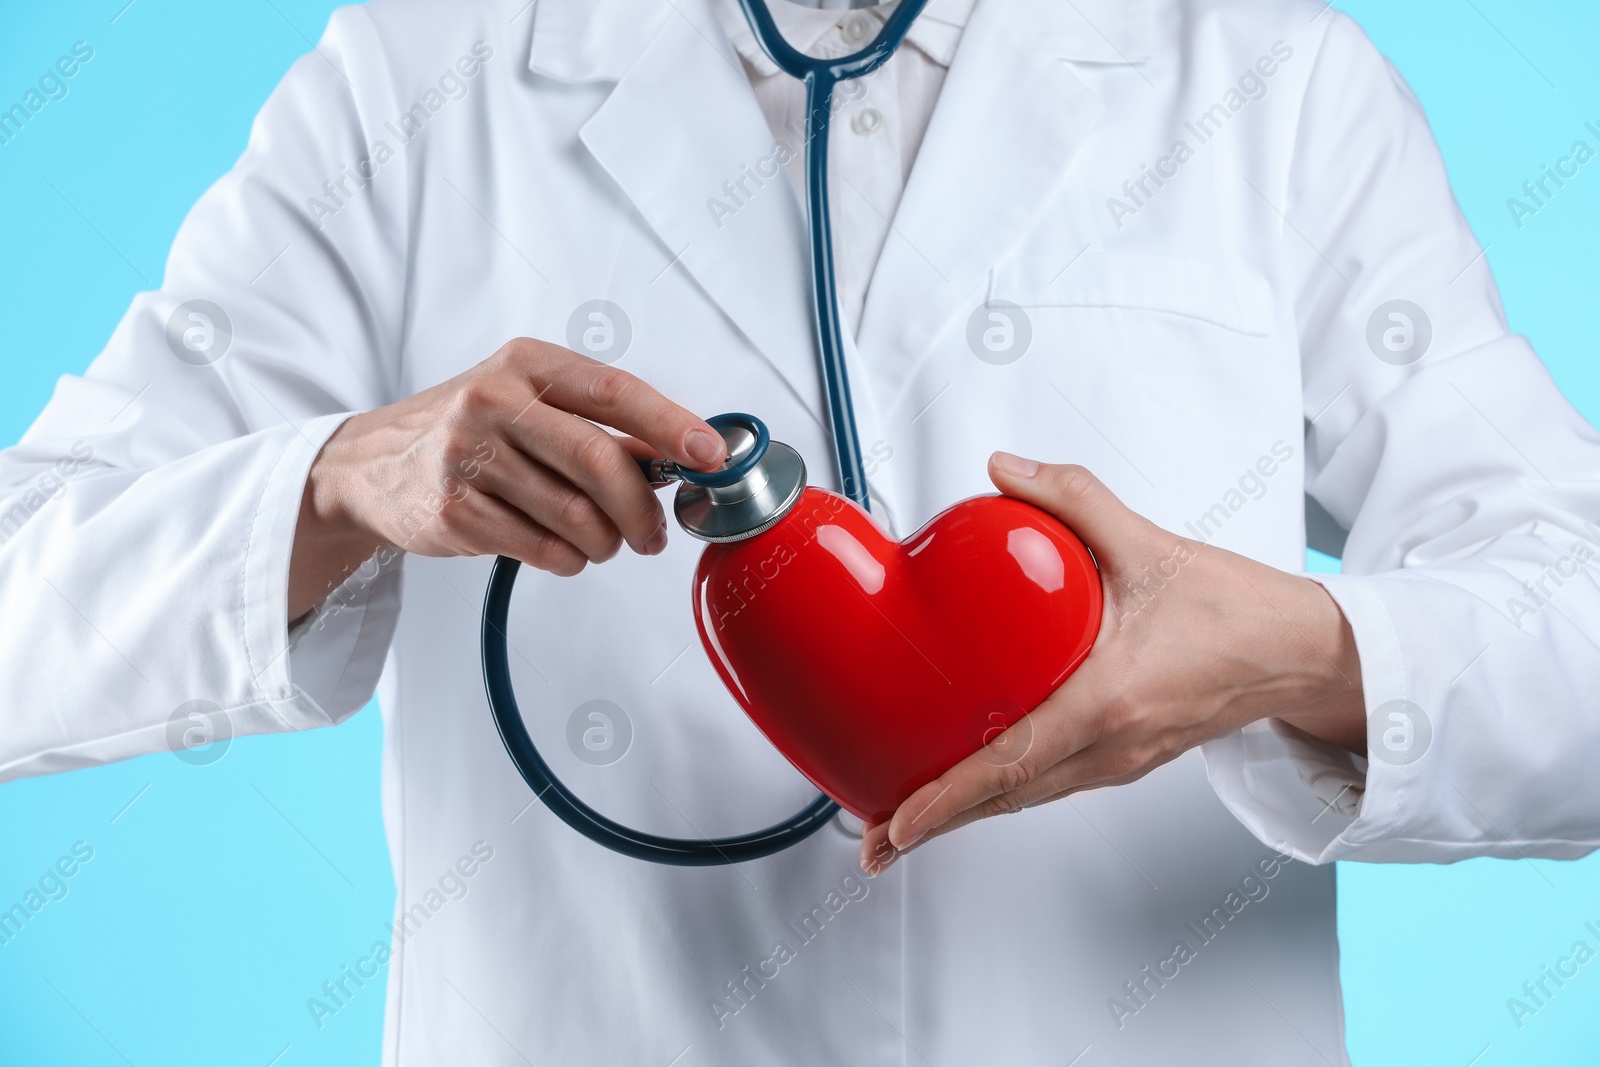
[711,0,975,333]
[4,0,1600,1062]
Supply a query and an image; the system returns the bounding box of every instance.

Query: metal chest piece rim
[672,414,807,544]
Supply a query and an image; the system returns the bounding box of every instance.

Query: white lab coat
[4,0,1599,1062]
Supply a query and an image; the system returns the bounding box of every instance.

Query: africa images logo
[165,300,233,366]
[565,300,632,365]
[166,700,232,766]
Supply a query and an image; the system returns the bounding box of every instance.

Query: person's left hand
[859,452,1366,876]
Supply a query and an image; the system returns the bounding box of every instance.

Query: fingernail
[889,827,926,851]
[642,523,669,555]
[864,849,899,878]
[685,429,724,467]
[991,451,1040,478]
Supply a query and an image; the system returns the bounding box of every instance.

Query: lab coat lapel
[836,322,906,533]
[855,0,1152,413]
[572,0,824,417]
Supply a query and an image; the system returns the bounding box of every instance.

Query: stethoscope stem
[801,69,871,509]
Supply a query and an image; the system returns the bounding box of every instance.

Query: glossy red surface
[693,488,1103,824]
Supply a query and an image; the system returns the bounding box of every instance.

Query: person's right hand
[288,338,727,622]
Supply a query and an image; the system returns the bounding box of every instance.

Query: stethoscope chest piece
[662,413,807,544]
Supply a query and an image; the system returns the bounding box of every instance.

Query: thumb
[988,452,1148,566]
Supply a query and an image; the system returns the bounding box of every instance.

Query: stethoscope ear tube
[482,554,839,865]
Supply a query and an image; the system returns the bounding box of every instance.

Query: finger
[1017,761,1150,811]
[616,436,677,487]
[858,822,900,876]
[893,794,1001,849]
[892,789,1031,851]
[1009,743,1148,808]
[959,744,1147,833]
[892,744,1146,853]
[513,341,727,471]
[884,681,1102,850]
[439,489,589,576]
[615,435,656,460]
[472,443,629,563]
[987,455,1149,567]
[511,407,669,554]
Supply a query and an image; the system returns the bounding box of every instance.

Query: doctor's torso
[258,0,1345,1061]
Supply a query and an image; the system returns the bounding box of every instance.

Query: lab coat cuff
[244,412,403,725]
[1202,572,1410,864]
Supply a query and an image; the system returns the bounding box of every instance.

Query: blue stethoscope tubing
[736,0,930,509]
[481,0,926,865]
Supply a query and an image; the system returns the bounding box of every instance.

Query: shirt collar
[527,0,1153,84]
[711,0,977,77]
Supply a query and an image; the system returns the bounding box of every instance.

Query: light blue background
[1,1,1597,1064]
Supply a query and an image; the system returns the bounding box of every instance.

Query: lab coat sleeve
[1201,12,1600,864]
[0,7,409,781]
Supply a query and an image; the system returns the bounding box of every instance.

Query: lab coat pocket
[976,249,1287,447]
[939,251,1293,523]
[988,251,1275,338]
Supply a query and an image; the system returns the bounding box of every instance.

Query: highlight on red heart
[693,487,1102,824]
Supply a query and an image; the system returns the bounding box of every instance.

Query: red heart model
[693,488,1103,824]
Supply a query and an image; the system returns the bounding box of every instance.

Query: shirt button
[841,13,874,45]
[851,108,883,136]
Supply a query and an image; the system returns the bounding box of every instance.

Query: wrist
[289,421,389,623]
[1267,574,1365,753]
[303,417,379,546]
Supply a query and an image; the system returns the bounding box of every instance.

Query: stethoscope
[482,0,931,864]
